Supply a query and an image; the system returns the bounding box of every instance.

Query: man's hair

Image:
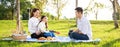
[75,7,83,14]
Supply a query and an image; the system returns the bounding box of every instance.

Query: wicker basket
[12,34,27,41]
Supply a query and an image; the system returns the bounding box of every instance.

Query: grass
[0,20,120,47]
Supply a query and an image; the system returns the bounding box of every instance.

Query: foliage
[0,0,32,20]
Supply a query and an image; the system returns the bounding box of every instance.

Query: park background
[0,0,120,47]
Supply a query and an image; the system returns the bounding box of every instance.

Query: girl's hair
[40,16,46,22]
[37,16,48,29]
[31,8,39,18]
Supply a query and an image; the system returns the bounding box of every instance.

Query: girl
[37,16,60,38]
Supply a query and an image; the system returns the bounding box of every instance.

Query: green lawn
[0,20,120,47]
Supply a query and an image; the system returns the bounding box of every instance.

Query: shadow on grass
[106,28,115,32]
[0,40,24,47]
[90,21,114,24]
[102,38,120,47]
[0,40,100,47]
[54,25,76,30]
[106,27,119,32]
[40,42,98,47]
[69,25,76,28]
[55,27,68,30]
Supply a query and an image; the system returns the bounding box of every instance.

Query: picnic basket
[12,34,27,40]
[11,21,27,41]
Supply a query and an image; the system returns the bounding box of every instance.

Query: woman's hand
[35,31,40,35]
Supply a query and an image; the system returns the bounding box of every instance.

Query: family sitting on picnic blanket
[28,7,92,40]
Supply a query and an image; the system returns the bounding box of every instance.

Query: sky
[44,0,120,20]
[28,0,120,20]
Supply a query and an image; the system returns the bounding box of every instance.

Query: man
[68,7,92,40]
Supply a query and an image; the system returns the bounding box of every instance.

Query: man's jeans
[68,30,89,40]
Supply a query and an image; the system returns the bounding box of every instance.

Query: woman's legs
[31,33,44,39]
[31,33,38,38]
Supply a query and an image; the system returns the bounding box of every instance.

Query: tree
[76,0,78,7]
[75,0,78,26]
[111,0,120,20]
[84,0,105,20]
[0,0,15,20]
[20,0,32,20]
[52,0,68,20]
[0,0,32,20]
[16,0,21,33]
[94,2,104,20]
[110,0,119,28]
[84,0,93,17]
[33,0,47,12]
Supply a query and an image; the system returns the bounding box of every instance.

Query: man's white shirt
[77,16,92,40]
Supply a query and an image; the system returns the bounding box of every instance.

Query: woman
[37,16,60,38]
[28,8,43,39]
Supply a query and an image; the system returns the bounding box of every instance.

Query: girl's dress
[38,21,55,37]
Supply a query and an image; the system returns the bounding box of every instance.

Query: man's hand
[78,31,83,34]
[73,29,79,32]
[74,29,83,34]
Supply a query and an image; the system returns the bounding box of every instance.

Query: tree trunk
[76,0,78,7]
[75,0,78,26]
[115,0,120,20]
[57,0,59,20]
[11,0,15,20]
[111,0,119,28]
[95,10,98,20]
[16,0,21,33]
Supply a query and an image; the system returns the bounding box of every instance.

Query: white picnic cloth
[26,36,100,42]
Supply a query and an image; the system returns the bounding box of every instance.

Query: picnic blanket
[2,36,101,43]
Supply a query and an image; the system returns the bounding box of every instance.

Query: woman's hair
[31,8,39,17]
[37,16,48,29]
